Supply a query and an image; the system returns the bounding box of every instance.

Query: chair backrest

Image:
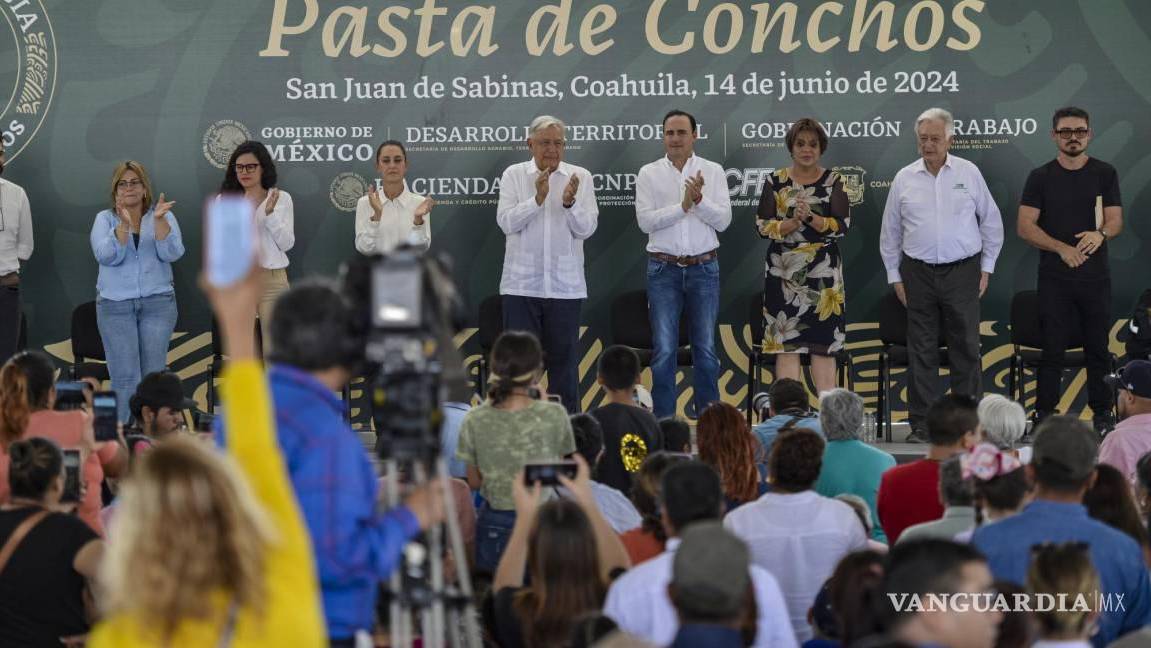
[877,291,947,347]
[748,291,765,347]
[70,301,106,362]
[1010,290,1084,349]
[610,289,689,350]
[477,295,504,353]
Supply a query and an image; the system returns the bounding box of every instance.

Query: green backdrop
[3,0,1149,421]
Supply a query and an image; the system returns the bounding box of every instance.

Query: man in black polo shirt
[1018,106,1124,432]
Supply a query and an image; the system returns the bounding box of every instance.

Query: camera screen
[372,261,422,329]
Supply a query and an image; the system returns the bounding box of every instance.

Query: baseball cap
[132,371,197,413]
[671,521,750,619]
[1104,360,1151,399]
[1031,416,1099,483]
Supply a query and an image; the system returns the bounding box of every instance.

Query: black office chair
[1008,289,1116,403]
[876,292,949,441]
[70,301,109,382]
[745,292,854,423]
[474,295,504,397]
[610,289,691,369]
[207,316,263,412]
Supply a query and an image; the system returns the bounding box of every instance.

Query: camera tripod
[382,456,482,648]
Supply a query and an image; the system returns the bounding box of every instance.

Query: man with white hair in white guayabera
[879,107,1004,443]
[814,388,897,543]
[496,115,599,413]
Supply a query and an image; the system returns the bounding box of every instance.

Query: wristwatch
[1098,227,1109,240]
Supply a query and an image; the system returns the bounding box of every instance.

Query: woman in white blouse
[354,140,433,255]
[219,141,294,348]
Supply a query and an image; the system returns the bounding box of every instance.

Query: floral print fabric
[755,168,851,355]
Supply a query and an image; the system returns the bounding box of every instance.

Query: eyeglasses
[533,139,565,150]
[1055,128,1090,140]
[234,163,261,174]
[116,179,143,189]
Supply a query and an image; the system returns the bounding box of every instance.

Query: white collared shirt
[560,482,642,533]
[0,178,33,274]
[354,181,431,255]
[724,490,868,643]
[603,537,798,648]
[255,189,294,269]
[635,154,732,256]
[496,159,598,299]
[879,153,1004,283]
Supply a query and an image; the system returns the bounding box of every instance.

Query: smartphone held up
[204,195,259,287]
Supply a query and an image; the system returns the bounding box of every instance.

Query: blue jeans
[475,505,516,574]
[502,295,583,413]
[647,258,721,419]
[96,293,178,421]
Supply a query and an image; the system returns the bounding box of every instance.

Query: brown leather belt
[0,273,19,288]
[649,250,718,267]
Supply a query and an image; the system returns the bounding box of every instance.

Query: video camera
[342,246,472,463]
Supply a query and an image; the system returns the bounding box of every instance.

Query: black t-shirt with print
[1020,157,1121,281]
[590,403,663,494]
[0,507,98,647]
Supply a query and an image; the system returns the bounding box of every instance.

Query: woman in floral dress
[755,118,851,394]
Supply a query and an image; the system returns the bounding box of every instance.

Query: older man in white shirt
[496,116,598,413]
[879,107,1003,441]
[636,110,732,419]
[0,142,33,364]
[604,461,797,648]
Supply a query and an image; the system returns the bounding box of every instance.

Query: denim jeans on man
[96,293,177,421]
[647,258,721,419]
[475,504,517,574]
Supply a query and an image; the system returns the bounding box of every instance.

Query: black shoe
[905,429,929,444]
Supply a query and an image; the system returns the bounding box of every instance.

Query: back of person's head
[7,437,62,501]
[769,378,808,413]
[598,345,641,392]
[1084,463,1150,548]
[0,350,56,446]
[1027,542,1099,640]
[972,461,1030,524]
[881,539,990,634]
[977,395,1026,450]
[992,580,1036,648]
[661,461,724,534]
[267,281,358,372]
[1030,416,1098,494]
[487,331,544,406]
[669,522,750,624]
[516,498,605,647]
[939,456,975,508]
[631,452,689,542]
[570,413,604,468]
[567,613,619,648]
[101,437,274,641]
[836,493,875,537]
[925,393,980,447]
[659,416,692,453]
[827,550,886,645]
[820,388,865,441]
[697,402,762,504]
[768,427,825,493]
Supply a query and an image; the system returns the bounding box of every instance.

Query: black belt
[650,250,718,267]
[903,253,978,269]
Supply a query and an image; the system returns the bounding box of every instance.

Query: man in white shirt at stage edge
[0,141,33,365]
[496,115,598,413]
[354,139,433,255]
[879,107,1003,441]
[636,109,732,419]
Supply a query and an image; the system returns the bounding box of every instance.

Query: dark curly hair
[768,427,825,492]
[220,141,278,194]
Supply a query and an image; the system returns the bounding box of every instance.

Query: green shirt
[814,439,897,543]
[455,400,575,510]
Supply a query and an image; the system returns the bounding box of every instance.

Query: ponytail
[0,351,56,448]
[486,331,543,406]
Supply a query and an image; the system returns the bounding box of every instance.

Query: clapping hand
[264,188,280,216]
[366,185,383,221]
[562,175,579,208]
[154,193,175,220]
[681,171,704,211]
[413,196,435,225]
[535,167,553,205]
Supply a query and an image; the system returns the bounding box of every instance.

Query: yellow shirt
[89,361,325,647]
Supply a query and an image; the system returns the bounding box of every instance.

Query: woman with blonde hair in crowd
[697,401,765,511]
[1027,542,1100,648]
[88,269,323,647]
[0,350,126,534]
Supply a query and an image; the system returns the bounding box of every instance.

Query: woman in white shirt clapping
[354,140,433,255]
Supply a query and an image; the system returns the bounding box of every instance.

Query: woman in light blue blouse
[89,161,184,421]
